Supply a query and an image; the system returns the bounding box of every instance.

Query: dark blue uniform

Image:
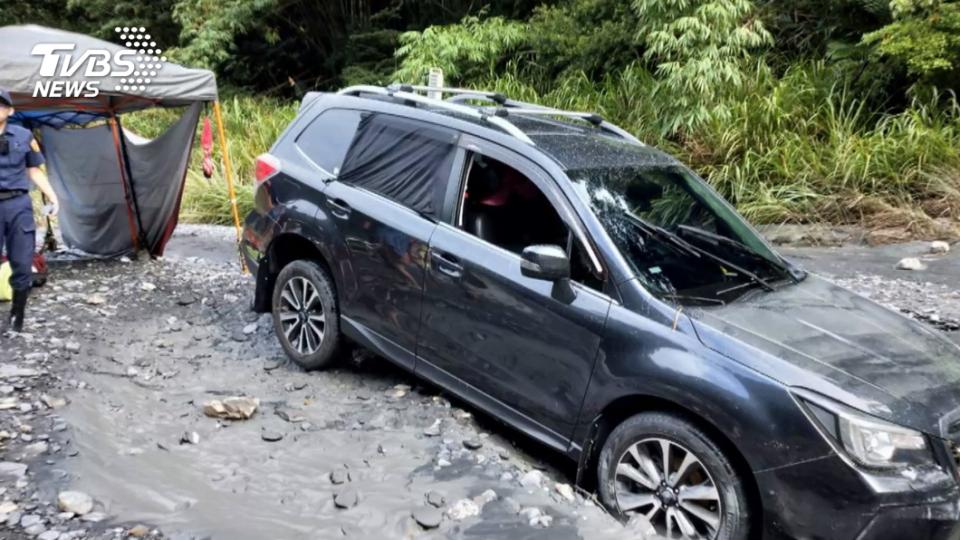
[0,122,43,291]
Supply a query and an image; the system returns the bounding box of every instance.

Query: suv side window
[295,109,362,175]
[456,152,604,291]
[337,114,459,218]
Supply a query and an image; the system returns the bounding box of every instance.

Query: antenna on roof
[427,68,444,101]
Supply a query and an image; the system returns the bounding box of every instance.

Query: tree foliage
[633,0,773,134]
[394,15,528,83]
[863,0,960,89]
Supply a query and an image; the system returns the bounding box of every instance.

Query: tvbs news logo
[31,27,166,98]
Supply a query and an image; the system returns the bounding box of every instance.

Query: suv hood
[690,275,960,437]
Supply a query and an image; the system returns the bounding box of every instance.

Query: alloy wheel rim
[279,277,325,355]
[614,437,723,539]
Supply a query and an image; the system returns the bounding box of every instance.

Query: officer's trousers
[0,194,36,291]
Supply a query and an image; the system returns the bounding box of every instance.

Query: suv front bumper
[756,453,960,539]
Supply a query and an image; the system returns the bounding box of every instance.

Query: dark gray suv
[242,84,960,539]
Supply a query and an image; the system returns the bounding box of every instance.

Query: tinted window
[338,114,458,217]
[296,109,361,174]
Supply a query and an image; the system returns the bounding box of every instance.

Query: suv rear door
[321,113,460,368]
[416,135,612,446]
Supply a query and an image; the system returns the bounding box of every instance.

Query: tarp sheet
[41,103,202,256]
[0,25,217,114]
[339,114,458,217]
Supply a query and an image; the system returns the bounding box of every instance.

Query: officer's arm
[28,167,58,210]
[26,138,59,214]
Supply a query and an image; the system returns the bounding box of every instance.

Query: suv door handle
[431,250,463,278]
[327,198,351,219]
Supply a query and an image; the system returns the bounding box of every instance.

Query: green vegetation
[4,0,960,238]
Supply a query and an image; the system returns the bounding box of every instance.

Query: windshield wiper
[676,224,799,283]
[624,213,703,260]
[625,213,775,292]
[662,294,726,306]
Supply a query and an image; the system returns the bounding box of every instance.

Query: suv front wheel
[271,260,342,369]
[597,412,751,540]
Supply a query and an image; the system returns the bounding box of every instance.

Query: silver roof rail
[443,92,643,146]
[337,85,533,145]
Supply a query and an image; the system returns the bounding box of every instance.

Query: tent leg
[109,116,141,253]
[213,100,247,273]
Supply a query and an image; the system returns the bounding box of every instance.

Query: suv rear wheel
[597,412,750,540]
[271,260,342,369]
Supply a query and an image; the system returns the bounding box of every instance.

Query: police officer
[0,88,59,333]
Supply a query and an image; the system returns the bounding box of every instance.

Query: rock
[180,431,200,445]
[426,490,445,508]
[423,419,441,437]
[473,489,497,508]
[412,506,443,529]
[41,395,67,409]
[140,282,156,292]
[85,294,105,305]
[334,487,359,509]
[263,360,283,371]
[0,397,17,410]
[385,384,411,399]
[896,257,926,271]
[242,323,258,335]
[64,342,80,354]
[20,513,42,528]
[176,295,197,306]
[202,396,259,420]
[520,470,544,489]
[127,524,150,537]
[25,523,46,536]
[446,499,480,521]
[0,500,18,516]
[261,430,283,442]
[555,483,575,502]
[38,531,61,540]
[57,491,94,515]
[0,461,28,479]
[462,439,483,450]
[931,241,951,254]
[0,364,40,378]
[80,512,107,523]
[330,469,351,485]
[275,408,305,423]
[520,507,552,527]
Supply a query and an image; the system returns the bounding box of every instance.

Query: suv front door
[416,137,612,446]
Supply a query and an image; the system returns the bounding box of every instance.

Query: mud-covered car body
[242,86,960,539]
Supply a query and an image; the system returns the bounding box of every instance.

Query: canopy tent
[0,24,242,258]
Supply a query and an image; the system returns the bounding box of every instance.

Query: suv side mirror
[521,245,570,281]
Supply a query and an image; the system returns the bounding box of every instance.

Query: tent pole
[109,116,141,252]
[213,100,247,273]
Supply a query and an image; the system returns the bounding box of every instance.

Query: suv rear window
[295,109,362,174]
[338,114,458,217]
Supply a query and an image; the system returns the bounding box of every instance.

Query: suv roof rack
[337,85,534,145]
[338,84,643,146]
[396,85,640,145]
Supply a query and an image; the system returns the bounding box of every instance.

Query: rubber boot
[10,288,28,333]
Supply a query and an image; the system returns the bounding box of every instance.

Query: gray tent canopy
[0,25,235,257]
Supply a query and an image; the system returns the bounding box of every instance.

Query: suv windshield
[570,164,801,305]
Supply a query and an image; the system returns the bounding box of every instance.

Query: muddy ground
[0,225,957,540]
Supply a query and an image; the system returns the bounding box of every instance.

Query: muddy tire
[271,260,342,370]
[597,412,750,540]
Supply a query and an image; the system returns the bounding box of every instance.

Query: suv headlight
[794,389,934,470]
